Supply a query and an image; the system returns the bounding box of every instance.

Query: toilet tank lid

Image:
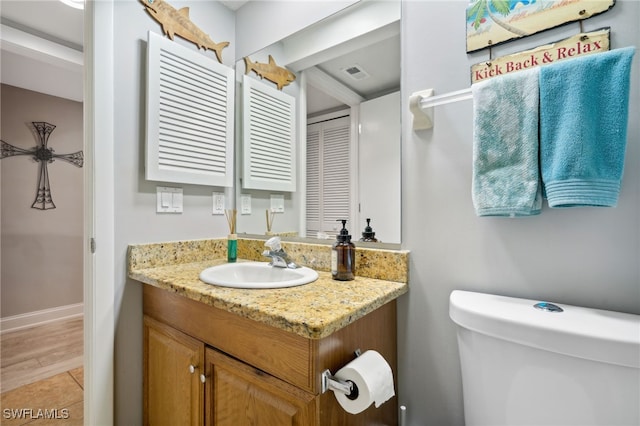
[449,290,640,369]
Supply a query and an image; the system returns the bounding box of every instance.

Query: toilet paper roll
[333,350,395,414]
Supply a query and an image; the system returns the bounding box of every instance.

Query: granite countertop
[129,236,408,339]
[130,258,408,339]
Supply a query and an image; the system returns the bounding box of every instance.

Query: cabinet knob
[200,374,206,384]
[189,364,198,374]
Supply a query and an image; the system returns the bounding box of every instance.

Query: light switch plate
[212,192,225,215]
[270,194,285,213]
[157,186,183,213]
[240,194,252,215]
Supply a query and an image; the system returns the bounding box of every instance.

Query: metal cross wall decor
[1,122,84,210]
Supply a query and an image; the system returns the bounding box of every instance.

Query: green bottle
[227,234,237,263]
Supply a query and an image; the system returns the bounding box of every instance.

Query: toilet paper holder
[321,349,361,398]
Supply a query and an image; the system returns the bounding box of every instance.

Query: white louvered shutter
[306,116,351,237]
[145,31,234,187]
[242,75,296,191]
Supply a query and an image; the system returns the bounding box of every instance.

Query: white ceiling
[1,0,84,48]
[218,1,250,11]
[1,0,84,101]
[319,34,400,99]
[308,33,400,114]
[0,1,400,111]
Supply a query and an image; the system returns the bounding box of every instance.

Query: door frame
[83,0,114,424]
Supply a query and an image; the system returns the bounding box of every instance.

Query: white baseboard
[0,303,84,334]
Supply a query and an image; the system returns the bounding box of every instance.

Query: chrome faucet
[262,236,299,269]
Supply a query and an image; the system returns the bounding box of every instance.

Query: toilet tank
[449,290,640,426]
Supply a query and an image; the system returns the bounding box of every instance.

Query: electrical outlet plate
[212,192,225,215]
[270,194,285,213]
[240,194,252,214]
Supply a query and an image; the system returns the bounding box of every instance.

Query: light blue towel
[472,67,542,217]
[540,47,635,208]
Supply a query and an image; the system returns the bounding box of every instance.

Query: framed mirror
[234,1,401,246]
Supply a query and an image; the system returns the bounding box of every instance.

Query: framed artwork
[466,0,615,52]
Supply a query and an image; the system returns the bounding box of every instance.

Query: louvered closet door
[306,127,321,236]
[242,75,296,192]
[306,116,351,237]
[145,31,234,187]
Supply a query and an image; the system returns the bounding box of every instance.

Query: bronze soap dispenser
[331,219,355,281]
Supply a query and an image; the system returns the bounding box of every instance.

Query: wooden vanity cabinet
[144,316,204,426]
[143,284,398,425]
[205,347,317,425]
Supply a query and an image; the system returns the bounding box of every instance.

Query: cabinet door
[205,347,317,426]
[144,316,205,426]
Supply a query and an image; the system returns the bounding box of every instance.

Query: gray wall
[111,0,639,424]
[112,1,360,422]
[112,1,235,423]
[1,84,83,318]
[399,1,639,424]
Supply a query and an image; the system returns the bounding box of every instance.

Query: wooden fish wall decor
[244,55,296,90]
[139,0,229,63]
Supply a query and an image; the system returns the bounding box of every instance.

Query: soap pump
[332,219,355,281]
[359,218,378,242]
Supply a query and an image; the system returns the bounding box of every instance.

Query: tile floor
[1,368,83,425]
[1,318,83,393]
[1,318,83,425]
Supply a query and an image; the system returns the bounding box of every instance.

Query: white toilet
[449,290,640,426]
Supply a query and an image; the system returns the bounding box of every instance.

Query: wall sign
[466,0,614,53]
[0,122,83,210]
[470,28,610,83]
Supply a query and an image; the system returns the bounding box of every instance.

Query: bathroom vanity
[128,238,409,425]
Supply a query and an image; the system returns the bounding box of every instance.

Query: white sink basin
[199,262,319,289]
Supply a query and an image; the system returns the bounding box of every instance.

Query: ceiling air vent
[341,64,370,81]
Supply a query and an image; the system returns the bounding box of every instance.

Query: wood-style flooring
[1,317,83,425]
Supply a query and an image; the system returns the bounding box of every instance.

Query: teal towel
[540,47,635,208]
[472,67,542,217]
